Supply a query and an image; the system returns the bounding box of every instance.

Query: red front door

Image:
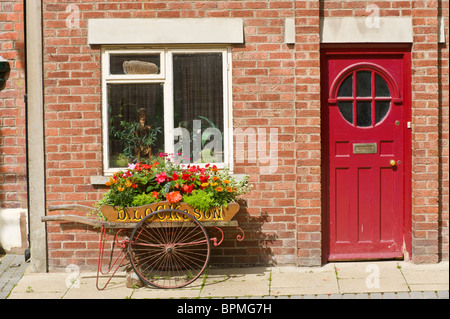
[322,48,411,261]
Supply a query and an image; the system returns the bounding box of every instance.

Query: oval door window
[337,70,392,127]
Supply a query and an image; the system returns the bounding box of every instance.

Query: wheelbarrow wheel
[128,209,211,289]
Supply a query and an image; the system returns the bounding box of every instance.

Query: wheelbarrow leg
[96,226,128,290]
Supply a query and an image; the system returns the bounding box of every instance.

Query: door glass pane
[107,83,164,166]
[110,54,160,75]
[375,101,390,123]
[338,101,353,124]
[375,74,390,97]
[173,53,224,164]
[338,74,353,97]
[356,71,371,97]
[357,101,372,127]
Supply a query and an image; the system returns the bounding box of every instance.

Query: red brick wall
[438,1,449,261]
[0,0,27,210]
[41,0,303,270]
[294,0,322,266]
[36,0,449,270]
[43,2,103,269]
[409,0,445,263]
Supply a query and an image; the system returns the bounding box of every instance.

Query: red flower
[182,184,194,194]
[172,172,179,180]
[166,191,182,203]
[199,174,209,184]
[152,191,159,199]
[189,165,199,173]
[182,173,191,181]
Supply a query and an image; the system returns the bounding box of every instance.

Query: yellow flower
[223,180,230,184]
[118,187,124,192]
[211,182,218,187]
[125,180,132,188]
[201,182,209,187]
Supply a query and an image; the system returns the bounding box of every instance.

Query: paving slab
[270,264,339,296]
[398,261,449,291]
[63,272,133,299]
[132,285,202,299]
[8,271,68,299]
[334,261,409,293]
[199,267,271,298]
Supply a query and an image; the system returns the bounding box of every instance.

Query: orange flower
[215,187,224,192]
[166,191,182,203]
[118,187,124,192]
[106,177,116,186]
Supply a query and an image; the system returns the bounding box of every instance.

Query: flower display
[96,155,251,213]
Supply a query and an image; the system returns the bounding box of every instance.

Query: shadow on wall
[208,199,277,267]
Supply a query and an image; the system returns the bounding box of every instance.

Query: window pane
[338,101,353,124]
[338,74,353,97]
[110,54,160,75]
[357,101,372,127]
[356,71,372,97]
[375,101,390,123]
[173,53,224,164]
[107,83,164,167]
[375,74,390,97]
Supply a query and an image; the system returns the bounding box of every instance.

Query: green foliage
[183,190,215,212]
[131,193,159,207]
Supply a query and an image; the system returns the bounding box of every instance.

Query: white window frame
[101,46,233,175]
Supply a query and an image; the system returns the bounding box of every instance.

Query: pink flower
[155,172,167,184]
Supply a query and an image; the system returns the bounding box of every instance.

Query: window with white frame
[102,47,233,174]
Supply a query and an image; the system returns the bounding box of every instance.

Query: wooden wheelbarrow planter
[42,202,244,290]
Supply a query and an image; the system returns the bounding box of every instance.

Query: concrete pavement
[3,259,449,299]
[0,254,29,299]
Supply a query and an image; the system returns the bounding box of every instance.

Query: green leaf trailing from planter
[183,190,215,212]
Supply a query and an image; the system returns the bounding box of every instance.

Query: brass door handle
[389,160,397,167]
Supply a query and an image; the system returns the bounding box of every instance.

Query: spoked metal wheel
[128,209,211,289]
